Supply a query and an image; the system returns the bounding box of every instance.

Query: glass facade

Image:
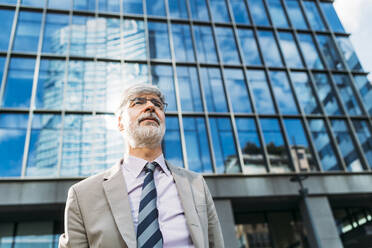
[0,0,370,180]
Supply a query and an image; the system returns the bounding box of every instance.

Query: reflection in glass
[0,57,5,83]
[215,27,240,64]
[69,15,96,57]
[352,120,372,168]
[284,119,317,171]
[193,26,218,63]
[73,0,95,11]
[199,67,228,112]
[286,0,308,29]
[209,0,230,22]
[317,34,345,70]
[171,24,195,62]
[236,118,265,173]
[183,117,213,173]
[353,75,372,115]
[177,66,203,112]
[331,120,363,172]
[13,11,42,52]
[48,0,71,9]
[278,31,303,68]
[237,29,261,65]
[0,0,17,4]
[269,71,298,114]
[14,222,53,248]
[2,58,35,108]
[0,222,14,248]
[320,2,345,33]
[246,69,275,114]
[257,31,283,67]
[336,36,363,72]
[146,0,166,16]
[312,73,342,115]
[290,72,321,114]
[0,9,14,51]
[303,1,326,31]
[224,68,252,113]
[151,65,177,111]
[267,0,289,28]
[259,118,291,172]
[148,22,171,60]
[163,117,184,167]
[42,13,69,55]
[297,33,324,69]
[168,0,187,19]
[0,114,28,177]
[99,0,120,13]
[122,0,142,14]
[26,115,61,177]
[189,0,209,21]
[122,19,146,60]
[247,0,270,26]
[209,117,240,173]
[308,119,340,171]
[229,0,250,24]
[332,74,362,115]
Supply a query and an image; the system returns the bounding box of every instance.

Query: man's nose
[144,101,156,112]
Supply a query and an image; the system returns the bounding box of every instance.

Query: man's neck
[127,145,163,162]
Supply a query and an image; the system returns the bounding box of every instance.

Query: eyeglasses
[129,97,167,111]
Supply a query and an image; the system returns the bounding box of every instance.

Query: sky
[334,0,372,80]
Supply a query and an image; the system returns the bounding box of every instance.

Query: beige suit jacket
[59,161,224,248]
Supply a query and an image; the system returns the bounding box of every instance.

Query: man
[59,83,224,248]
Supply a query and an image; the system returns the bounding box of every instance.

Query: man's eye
[152,100,162,107]
[134,98,146,105]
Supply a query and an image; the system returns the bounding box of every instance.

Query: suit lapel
[102,162,136,248]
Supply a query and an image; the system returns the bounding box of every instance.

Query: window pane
[146,0,166,16]
[215,27,240,64]
[237,29,262,66]
[209,117,240,173]
[336,36,363,72]
[0,222,14,248]
[0,9,15,51]
[224,68,252,113]
[267,0,289,28]
[73,0,95,11]
[257,31,283,67]
[236,118,265,173]
[297,33,324,69]
[303,1,326,31]
[269,71,298,114]
[168,0,187,19]
[193,25,218,63]
[98,18,123,59]
[171,24,195,62]
[320,2,345,33]
[247,0,270,26]
[48,0,71,9]
[2,58,35,108]
[14,222,53,248]
[308,119,340,171]
[42,13,69,55]
[151,65,177,111]
[99,0,120,13]
[286,0,307,29]
[209,0,230,22]
[353,75,372,115]
[0,57,5,83]
[13,11,42,52]
[313,73,342,115]
[199,67,228,112]
[246,69,275,114]
[0,114,28,177]
[123,0,143,14]
[278,31,303,68]
[230,0,250,24]
[0,0,17,3]
[284,119,317,171]
[290,72,321,114]
[189,0,209,21]
[352,120,372,168]
[26,114,61,177]
[177,66,203,112]
[331,120,363,172]
[123,19,146,60]
[259,118,291,172]
[333,74,362,115]
[183,117,213,173]
[317,34,345,70]
[148,22,171,60]
[69,15,96,57]
[163,117,183,167]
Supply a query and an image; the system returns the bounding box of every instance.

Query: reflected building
[0,0,372,247]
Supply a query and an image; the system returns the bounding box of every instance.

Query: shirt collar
[122,153,170,178]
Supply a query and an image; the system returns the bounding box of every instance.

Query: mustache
[137,113,160,125]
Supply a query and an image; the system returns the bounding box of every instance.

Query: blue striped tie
[137,162,163,248]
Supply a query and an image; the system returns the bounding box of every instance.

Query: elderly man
[59,83,224,248]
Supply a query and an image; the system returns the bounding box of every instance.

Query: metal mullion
[142,0,152,84]
[204,0,244,173]
[280,0,294,29]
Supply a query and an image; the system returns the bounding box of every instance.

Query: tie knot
[145,161,158,173]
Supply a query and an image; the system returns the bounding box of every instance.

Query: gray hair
[116,83,165,117]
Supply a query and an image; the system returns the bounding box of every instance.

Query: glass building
[0,0,371,247]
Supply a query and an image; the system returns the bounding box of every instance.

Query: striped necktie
[137,162,163,248]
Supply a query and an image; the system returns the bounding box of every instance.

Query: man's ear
[118,116,124,131]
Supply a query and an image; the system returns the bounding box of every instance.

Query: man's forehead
[131,93,161,100]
